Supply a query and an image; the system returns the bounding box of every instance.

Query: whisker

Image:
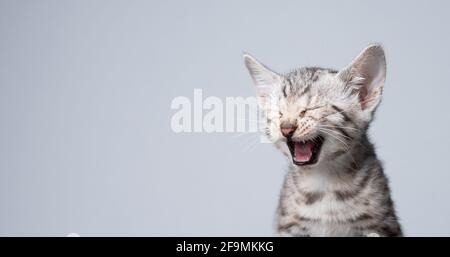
[318,128,349,150]
[319,128,349,147]
[245,133,264,152]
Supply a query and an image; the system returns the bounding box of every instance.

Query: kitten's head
[243,45,386,167]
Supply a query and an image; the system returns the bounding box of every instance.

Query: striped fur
[244,45,402,237]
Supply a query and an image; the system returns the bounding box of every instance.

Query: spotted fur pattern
[243,45,402,237]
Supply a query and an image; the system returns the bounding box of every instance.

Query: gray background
[1,0,449,236]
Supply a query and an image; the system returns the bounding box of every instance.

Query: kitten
[243,45,402,237]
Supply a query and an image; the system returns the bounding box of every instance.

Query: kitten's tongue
[294,141,314,162]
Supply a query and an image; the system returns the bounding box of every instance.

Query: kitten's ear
[243,53,281,101]
[338,44,386,112]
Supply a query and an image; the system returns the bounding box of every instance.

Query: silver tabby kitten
[243,45,402,237]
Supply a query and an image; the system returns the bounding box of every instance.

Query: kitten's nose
[280,124,297,138]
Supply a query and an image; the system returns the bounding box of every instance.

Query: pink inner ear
[359,87,369,109]
[360,88,381,110]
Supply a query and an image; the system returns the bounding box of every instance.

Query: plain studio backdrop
[1,0,449,236]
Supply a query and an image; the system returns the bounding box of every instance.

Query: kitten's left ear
[338,44,386,113]
[243,53,281,103]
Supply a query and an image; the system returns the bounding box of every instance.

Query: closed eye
[306,105,326,111]
[300,105,326,116]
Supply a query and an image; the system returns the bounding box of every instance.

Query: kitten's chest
[294,194,367,236]
[280,168,377,236]
[307,221,360,237]
[297,194,363,219]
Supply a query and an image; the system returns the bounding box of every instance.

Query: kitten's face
[244,45,386,168]
[263,70,360,167]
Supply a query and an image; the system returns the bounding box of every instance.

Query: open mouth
[287,136,324,166]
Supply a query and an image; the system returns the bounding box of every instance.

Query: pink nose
[281,125,297,137]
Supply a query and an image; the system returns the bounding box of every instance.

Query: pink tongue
[294,141,314,162]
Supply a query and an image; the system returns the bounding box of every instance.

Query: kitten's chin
[286,136,324,167]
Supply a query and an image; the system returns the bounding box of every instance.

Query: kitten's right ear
[338,44,386,113]
[243,53,281,101]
